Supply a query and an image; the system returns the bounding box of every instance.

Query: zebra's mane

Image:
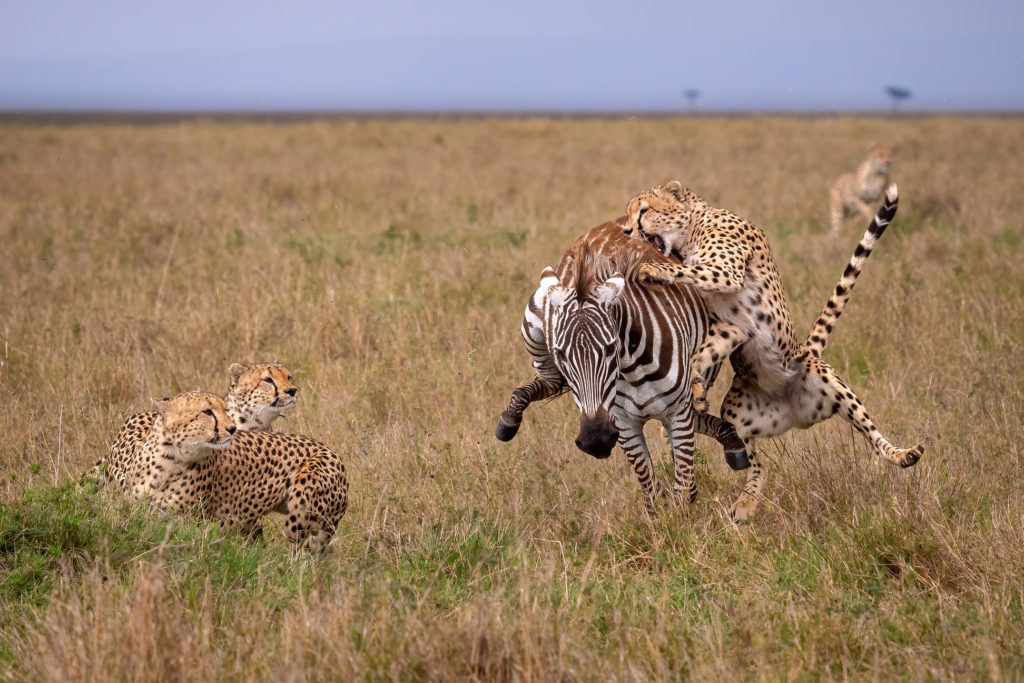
[562,235,664,300]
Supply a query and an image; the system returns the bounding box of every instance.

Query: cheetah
[125,391,348,552]
[623,181,923,520]
[829,145,892,234]
[91,362,298,489]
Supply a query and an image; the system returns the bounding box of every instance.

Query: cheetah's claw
[898,444,925,468]
[638,264,673,286]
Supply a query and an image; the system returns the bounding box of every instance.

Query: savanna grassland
[1,116,1023,680]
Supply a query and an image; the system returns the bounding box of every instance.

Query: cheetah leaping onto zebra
[623,181,923,520]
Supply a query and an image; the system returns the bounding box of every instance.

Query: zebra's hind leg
[617,420,666,513]
[666,407,698,504]
[694,411,750,470]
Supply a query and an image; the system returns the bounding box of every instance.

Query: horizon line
[2,108,1022,125]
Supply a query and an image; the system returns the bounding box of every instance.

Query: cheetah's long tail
[803,184,899,359]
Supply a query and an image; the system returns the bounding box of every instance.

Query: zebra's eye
[554,348,567,364]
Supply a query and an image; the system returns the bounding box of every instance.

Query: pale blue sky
[2,0,1022,111]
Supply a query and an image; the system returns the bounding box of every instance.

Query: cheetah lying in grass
[623,181,923,520]
[127,391,348,552]
[89,364,347,551]
[92,362,298,489]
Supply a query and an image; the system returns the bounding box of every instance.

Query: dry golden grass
[1,116,1023,680]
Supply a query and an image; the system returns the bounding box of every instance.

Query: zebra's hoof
[495,416,521,442]
[724,448,751,471]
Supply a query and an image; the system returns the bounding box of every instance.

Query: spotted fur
[226,362,297,431]
[118,391,347,552]
[829,145,892,234]
[88,363,297,489]
[623,181,923,520]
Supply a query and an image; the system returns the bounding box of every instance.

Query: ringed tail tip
[885,183,898,203]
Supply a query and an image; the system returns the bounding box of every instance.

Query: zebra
[496,221,749,510]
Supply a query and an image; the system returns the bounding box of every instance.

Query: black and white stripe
[498,223,747,509]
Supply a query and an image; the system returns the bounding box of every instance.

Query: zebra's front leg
[496,375,564,441]
[617,419,666,513]
[666,407,698,504]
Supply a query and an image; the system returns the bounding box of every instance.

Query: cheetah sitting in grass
[623,181,923,520]
[121,390,348,552]
[92,362,298,489]
[829,145,892,234]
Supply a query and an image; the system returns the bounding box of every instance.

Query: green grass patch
[0,480,331,661]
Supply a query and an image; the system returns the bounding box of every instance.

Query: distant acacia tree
[885,86,911,112]
[684,89,700,111]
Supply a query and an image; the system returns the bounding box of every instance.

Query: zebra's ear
[538,266,559,290]
[593,273,625,306]
[533,266,562,309]
[547,285,570,310]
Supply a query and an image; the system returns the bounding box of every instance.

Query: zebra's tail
[803,184,899,359]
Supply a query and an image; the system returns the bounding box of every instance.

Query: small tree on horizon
[684,89,700,111]
[885,86,911,112]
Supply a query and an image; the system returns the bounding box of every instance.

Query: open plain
[1,115,1022,679]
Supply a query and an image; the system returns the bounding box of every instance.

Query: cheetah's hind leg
[800,357,924,468]
[283,461,346,553]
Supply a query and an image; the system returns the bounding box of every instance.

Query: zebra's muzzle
[575,410,619,459]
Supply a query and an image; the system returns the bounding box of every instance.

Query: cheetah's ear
[150,396,172,410]
[661,181,685,201]
[228,363,246,387]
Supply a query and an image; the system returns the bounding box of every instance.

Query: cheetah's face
[158,392,236,453]
[227,362,298,430]
[622,181,690,258]
[866,145,892,174]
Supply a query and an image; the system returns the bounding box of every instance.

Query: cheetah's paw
[897,444,925,468]
[729,494,759,523]
[638,264,674,286]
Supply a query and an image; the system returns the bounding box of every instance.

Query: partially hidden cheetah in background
[623,180,923,520]
[91,362,298,489]
[122,391,348,552]
[829,144,892,234]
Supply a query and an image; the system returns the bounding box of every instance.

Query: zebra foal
[496,222,748,510]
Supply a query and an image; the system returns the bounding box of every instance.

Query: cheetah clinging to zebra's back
[623,180,923,520]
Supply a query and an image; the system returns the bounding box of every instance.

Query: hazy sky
[2,0,1022,111]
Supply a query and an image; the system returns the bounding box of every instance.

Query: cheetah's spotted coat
[623,181,923,520]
